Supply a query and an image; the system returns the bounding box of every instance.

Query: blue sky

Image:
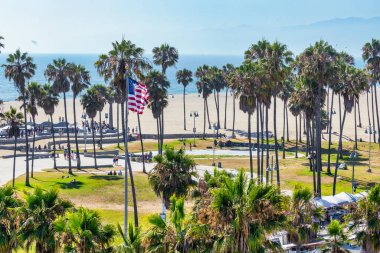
[0,0,379,56]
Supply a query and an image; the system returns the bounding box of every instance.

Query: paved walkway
[0,154,239,186]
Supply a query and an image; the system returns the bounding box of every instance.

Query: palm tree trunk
[161,111,165,154]
[22,94,30,186]
[63,92,72,174]
[137,114,146,173]
[73,98,81,169]
[367,90,372,130]
[306,116,310,157]
[12,135,17,187]
[371,86,376,143]
[327,92,334,175]
[183,87,186,130]
[156,117,160,152]
[99,111,103,149]
[286,104,290,142]
[299,114,302,143]
[31,116,36,178]
[311,119,316,195]
[217,92,220,129]
[232,94,236,137]
[224,88,228,129]
[256,100,261,183]
[357,99,362,128]
[248,113,253,180]
[203,98,206,139]
[374,85,380,145]
[117,102,120,148]
[295,115,298,158]
[205,98,211,129]
[273,95,280,188]
[266,105,270,184]
[121,102,126,143]
[333,108,347,195]
[50,115,57,170]
[316,85,322,197]
[109,102,113,129]
[354,98,358,149]
[282,99,286,159]
[260,103,264,183]
[91,118,97,169]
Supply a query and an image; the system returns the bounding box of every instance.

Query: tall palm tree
[45,58,74,174]
[18,188,72,252]
[176,68,193,130]
[228,67,242,138]
[332,66,368,195]
[0,107,23,187]
[92,84,107,150]
[20,82,42,178]
[145,70,170,153]
[149,146,197,209]
[105,85,116,129]
[152,43,178,152]
[209,66,225,131]
[195,65,212,138]
[222,64,235,129]
[363,39,380,145]
[349,184,380,252]
[37,84,59,170]
[54,207,116,253]
[81,87,105,169]
[0,186,22,253]
[69,64,90,169]
[295,41,338,197]
[0,36,4,53]
[2,50,36,186]
[95,39,150,228]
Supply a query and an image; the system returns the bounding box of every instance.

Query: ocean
[0,54,244,102]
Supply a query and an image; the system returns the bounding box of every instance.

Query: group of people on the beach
[107,170,122,176]
[64,148,78,160]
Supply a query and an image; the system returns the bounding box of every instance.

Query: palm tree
[152,43,178,152]
[0,36,4,53]
[105,85,116,129]
[222,64,235,129]
[349,184,380,253]
[145,70,170,154]
[95,39,150,228]
[149,146,197,209]
[92,84,107,150]
[0,186,22,253]
[54,207,116,253]
[362,39,380,145]
[37,84,60,170]
[21,82,42,178]
[326,220,348,253]
[295,41,338,197]
[144,195,187,252]
[116,223,143,253]
[288,185,324,251]
[176,68,193,130]
[81,87,105,169]
[69,64,90,169]
[209,66,225,131]
[18,188,72,252]
[0,107,23,187]
[332,66,368,195]
[2,50,36,186]
[228,67,242,138]
[195,65,212,138]
[45,58,74,174]
[198,170,287,252]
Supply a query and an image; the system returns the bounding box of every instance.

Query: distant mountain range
[181,17,380,59]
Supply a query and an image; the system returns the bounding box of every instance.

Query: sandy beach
[1,91,377,143]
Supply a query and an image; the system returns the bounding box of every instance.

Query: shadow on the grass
[88,175,123,181]
[57,181,84,189]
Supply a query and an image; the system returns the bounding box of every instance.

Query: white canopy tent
[313,191,368,209]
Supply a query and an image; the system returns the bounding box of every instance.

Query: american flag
[127,77,150,114]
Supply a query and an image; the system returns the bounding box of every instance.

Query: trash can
[218,162,222,168]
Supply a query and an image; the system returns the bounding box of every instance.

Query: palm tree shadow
[88,175,123,181]
[56,181,84,189]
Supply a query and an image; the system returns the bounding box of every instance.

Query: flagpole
[124,77,129,234]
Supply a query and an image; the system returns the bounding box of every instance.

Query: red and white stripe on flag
[127,77,150,114]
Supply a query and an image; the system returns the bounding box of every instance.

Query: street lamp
[190,111,199,146]
[350,151,358,193]
[364,125,375,172]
